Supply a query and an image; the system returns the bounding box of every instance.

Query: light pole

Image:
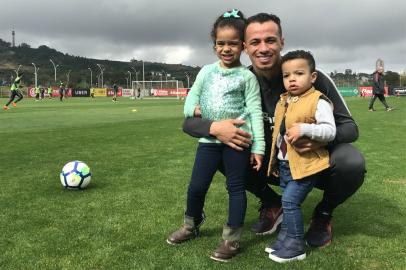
[142,60,145,91]
[97,73,101,87]
[96,64,104,87]
[14,65,22,76]
[88,67,93,87]
[66,70,71,87]
[127,70,132,89]
[131,67,138,81]
[32,63,38,88]
[50,59,59,82]
[185,72,190,88]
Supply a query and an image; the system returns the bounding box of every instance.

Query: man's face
[377,66,384,74]
[244,21,284,75]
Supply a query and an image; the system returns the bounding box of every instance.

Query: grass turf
[0,96,405,269]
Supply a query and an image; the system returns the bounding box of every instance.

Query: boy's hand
[250,153,263,171]
[194,105,201,117]
[285,123,302,145]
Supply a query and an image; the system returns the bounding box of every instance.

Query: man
[368,66,393,112]
[3,73,24,110]
[47,85,53,99]
[112,83,118,102]
[59,82,65,101]
[183,13,365,249]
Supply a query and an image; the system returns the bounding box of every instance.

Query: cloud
[0,0,405,72]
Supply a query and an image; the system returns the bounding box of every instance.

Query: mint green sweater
[184,61,265,155]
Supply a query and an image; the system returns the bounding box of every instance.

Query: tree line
[0,38,200,88]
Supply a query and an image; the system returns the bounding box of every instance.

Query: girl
[166,9,264,262]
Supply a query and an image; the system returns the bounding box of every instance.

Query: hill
[0,38,200,88]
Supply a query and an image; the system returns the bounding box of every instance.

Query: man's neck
[253,60,282,80]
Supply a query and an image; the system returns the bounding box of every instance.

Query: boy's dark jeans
[279,161,317,239]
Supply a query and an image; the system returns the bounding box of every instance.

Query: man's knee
[330,143,365,177]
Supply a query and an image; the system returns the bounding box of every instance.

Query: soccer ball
[60,161,91,189]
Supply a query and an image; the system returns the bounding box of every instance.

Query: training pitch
[0,97,405,269]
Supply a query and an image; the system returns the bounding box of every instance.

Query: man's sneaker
[3,105,9,110]
[268,237,306,263]
[305,213,332,248]
[210,240,239,262]
[12,102,17,107]
[368,108,376,112]
[386,107,394,111]
[251,205,283,235]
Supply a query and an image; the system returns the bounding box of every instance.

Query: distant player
[90,87,95,98]
[59,82,65,101]
[40,86,45,100]
[3,73,24,110]
[48,86,53,99]
[35,86,40,101]
[112,83,118,102]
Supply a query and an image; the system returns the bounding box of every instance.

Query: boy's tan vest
[267,88,331,180]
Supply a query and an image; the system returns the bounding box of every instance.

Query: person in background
[368,66,393,112]
[112,84,119,102]
[47,85,53,99]
[3,73,24,110]
[59,82,65,102]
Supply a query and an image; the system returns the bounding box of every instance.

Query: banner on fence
[121,88,134,97]
[359,86,388,97]
[394,87,406,96]
[153,88,187,97]
[72,89,90,97]
[107,87,123,97]
[94,88,107,97]
[338,87,359,97]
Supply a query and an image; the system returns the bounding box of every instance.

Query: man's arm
[314,70,359,144]
[182,117,252,151]
[182,117,212,138]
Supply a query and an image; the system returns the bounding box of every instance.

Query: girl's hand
[250,153,263,171]
[285,123,302,145]
[194,105,201,117]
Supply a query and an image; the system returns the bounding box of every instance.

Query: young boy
[266,50,336,263]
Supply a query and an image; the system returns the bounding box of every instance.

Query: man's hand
[250,153,263,171]
[290,137,327,154]
[209,119,252,151]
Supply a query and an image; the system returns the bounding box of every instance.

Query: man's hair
[281,50,316,72]
[246,13,282,37]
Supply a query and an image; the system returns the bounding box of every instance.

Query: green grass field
[0,96,405,270]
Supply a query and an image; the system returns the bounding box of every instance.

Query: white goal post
[131,80,186,98]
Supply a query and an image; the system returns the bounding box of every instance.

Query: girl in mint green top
[184,61,265,155]
[168,9,264,262]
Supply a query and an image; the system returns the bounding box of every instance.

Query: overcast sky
[1,0,405,73]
